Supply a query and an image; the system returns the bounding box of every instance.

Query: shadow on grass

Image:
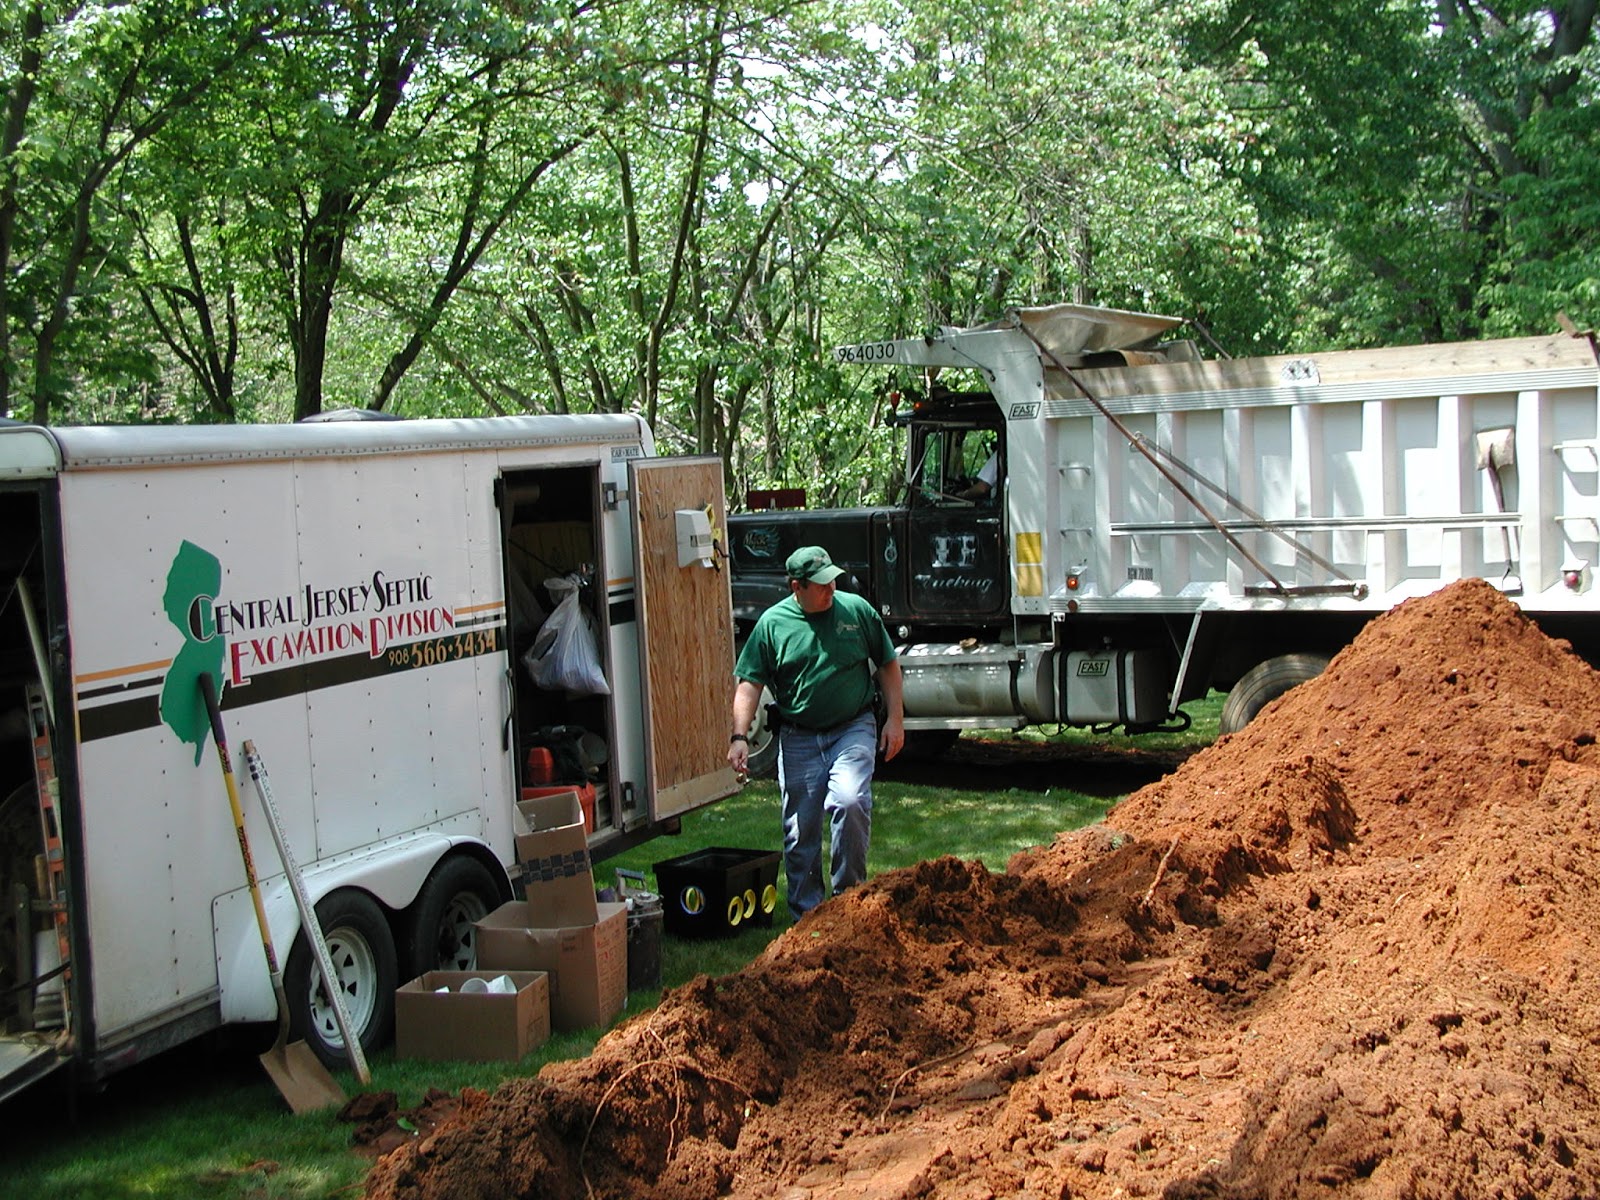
[878,736,1190,797]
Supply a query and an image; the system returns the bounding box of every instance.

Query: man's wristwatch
[729,733,748,744]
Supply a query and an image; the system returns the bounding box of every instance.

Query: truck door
[906,424,1008,624]
[629,457,740,820]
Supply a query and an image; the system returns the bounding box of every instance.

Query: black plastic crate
[652,847,781,938]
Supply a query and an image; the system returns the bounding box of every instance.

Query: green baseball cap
[785,545,846,584]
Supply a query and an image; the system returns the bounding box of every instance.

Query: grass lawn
[0,706,1218,1199]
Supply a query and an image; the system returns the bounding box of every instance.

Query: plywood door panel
[630,458,738,819]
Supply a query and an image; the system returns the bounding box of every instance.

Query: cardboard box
[394,970,550,1062]
[476,901,628,1031]
[513,789,598,926]
[521,783,596,835]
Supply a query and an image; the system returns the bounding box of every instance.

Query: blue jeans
[777,712,877,920]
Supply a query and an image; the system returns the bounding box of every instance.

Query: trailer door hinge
[603,482,628,511]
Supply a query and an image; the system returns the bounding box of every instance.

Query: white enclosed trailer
[0,414,736,1099]
[730,306,1600,759]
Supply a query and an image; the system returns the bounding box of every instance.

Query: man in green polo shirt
[728,546,904,920]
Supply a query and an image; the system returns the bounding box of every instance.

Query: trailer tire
[1219,654,1330,735]
[406,855,505,977]
[286,889,397,1069]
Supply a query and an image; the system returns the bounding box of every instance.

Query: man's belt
[782,706,874,736]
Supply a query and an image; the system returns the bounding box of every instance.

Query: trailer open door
[0,483,73,1102]
[0,684,72,1102]
[630,457,739,820]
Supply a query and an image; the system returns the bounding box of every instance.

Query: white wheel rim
[439,892,489,970]
[309,925,378,1050]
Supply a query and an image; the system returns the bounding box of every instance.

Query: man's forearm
[728,679,764,775]
[878,659,904,721]
[877,659,905,760]
[731,680,762,734]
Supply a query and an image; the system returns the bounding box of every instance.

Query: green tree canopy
[0,0,1592,507]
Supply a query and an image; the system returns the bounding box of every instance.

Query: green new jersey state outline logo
[157,540,225,765]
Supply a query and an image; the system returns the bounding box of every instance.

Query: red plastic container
[525,747,556,786]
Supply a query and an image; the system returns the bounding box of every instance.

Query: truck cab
[730,388,1008,642]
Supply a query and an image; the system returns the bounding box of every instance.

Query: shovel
[1475,427,1518,569]
[199,673,345,1114]
[242,738,371,1086]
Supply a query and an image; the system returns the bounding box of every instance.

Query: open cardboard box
[521,782,596,835]
[476,901,627,1031]
[394,970,551,1062]
[513,789,598,926]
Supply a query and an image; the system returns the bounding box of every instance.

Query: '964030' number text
[834,341,897,363]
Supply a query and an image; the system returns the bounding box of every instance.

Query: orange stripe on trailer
[74,658,172,685]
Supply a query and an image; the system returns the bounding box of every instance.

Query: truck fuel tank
[1061,650,1169,726]
[898,642,1055,724]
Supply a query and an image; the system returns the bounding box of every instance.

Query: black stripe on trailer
[77,626,505,742]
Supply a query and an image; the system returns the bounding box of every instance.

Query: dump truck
[0,413,736,1100]
[729,304,1600,772]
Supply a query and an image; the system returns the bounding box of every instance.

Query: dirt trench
[365,577,1600,1199]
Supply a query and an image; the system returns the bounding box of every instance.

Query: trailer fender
[212,833,502,1023]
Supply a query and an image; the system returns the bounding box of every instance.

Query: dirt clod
[344,1088,473,1159]
[365,578,1600,1199]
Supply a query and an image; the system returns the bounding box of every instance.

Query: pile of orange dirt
[366,578,1600,1199]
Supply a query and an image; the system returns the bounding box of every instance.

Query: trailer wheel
[286,889,397,1069]
[745,687,779,780]
[406,855,505,977]
[1219,654,1330,735]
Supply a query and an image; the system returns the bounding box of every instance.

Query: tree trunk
[289,196,350,422]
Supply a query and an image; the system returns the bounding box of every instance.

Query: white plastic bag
[522,574,610,696]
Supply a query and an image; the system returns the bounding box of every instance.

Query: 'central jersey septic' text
[189,571,455,684]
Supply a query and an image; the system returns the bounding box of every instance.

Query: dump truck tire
[745,686,779,780]
[1219,654,1329,735]
[898,730,960,762]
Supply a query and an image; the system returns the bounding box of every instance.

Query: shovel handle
[200,673,281,978]
[200,672,230,771]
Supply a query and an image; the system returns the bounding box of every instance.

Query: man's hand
[729,678,763,782]
[879,717,905,761]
